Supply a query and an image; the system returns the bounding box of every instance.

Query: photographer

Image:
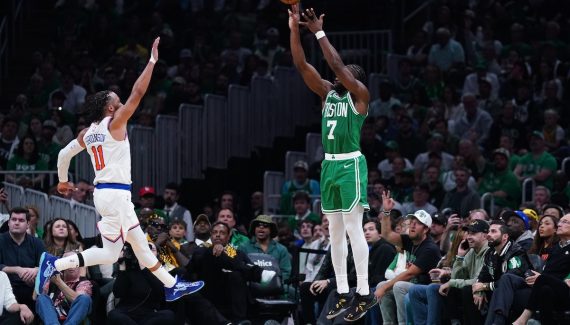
[107,242,176,325]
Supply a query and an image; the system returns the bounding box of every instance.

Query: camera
[118,243,140,270]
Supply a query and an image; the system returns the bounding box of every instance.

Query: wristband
[456,255,465,261]
[150,54,157,64]
[381,210,391,216]
[315,31,326,40]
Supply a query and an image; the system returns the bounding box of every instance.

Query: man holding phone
[408,219,489,325]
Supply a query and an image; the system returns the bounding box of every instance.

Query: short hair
[364,219,381,233]
[534,186,551,198]
[165,182,180,193]
[347,64,367,84]
[211,221,231,234]
[490,220,510,238]
[170,219,187,230]
[292,191,311,204]
[469,209,490,221]
[10,207,30,221]
[299,219,315,232]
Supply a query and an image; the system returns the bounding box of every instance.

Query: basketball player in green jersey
[289,4,375,322]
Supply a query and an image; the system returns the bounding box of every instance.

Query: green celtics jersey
[321,90,367,154]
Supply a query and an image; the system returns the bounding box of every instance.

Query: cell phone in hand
[460,240,469,250]
[524,270,534,278]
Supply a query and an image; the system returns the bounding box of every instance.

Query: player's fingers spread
[319,14,325,20]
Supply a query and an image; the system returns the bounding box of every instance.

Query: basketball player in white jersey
[35,37,204,302]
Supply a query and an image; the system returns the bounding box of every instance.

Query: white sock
[328,212,349,294]
[152,266,176,288]
[54,254,80,271]
[344,205,369,295]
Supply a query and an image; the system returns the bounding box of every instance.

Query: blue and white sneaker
[164,276,204,302]
[35,252,59,294]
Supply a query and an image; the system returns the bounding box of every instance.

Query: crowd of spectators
[1,0,570,324]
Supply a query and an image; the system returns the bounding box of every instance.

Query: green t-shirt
[479,165,521,209]
[38,142,62,170]
[6,155,48,172]
[321,90,366,154]
[517,151,557,189]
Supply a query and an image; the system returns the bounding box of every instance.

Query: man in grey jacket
[408,219,489,325]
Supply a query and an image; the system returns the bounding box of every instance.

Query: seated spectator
[34,250,92,325]
[457,139,486,179]
[487,101,527,151]
[513,213,570,325]
[514,131,557,189]
[304,215,330,283]
[402,183,438,216]
[279,160,320,215]
[529,214,558,263]
[186,222,275,324]
[107,243,176,325]
[364,219,397,291]
[37,119,61,170]
[542,109,565,151]
[287,191,320,238]
[296,220,315,274]
[533,185,551,211]
[440,156,478,192]
[504,210,535,251]
[25,206,43,239]
[0,117,20,170]
[413,132,454,182]
[162,183,194,242]
[425,165,445,208]
[5,135,47,188]
[462,60,500,100]
[67,179,90,205]
[44,218,82,257]
[241,215,292,282]
[541,203,564,220]
[476,76,503,118]
[377,141,413,180]
[409,219,489,325]
[169,220,188,246]
[478,148,521,209]
[135,186,167,221]
[217,208,249,249]
[474,221,531,325]
[375,197,441,325]
[0,208,45,311]
[0,271,34,325]
[440,167,480,218]
[451,93,493,146]
[427,28,465,72]
[369,81,401,119]
[429,212,448,252]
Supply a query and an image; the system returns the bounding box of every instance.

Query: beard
[487,238,501,248]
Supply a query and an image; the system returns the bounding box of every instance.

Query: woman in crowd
[529,215,558,262]
[5,135,47,188]
[26,206,43,238]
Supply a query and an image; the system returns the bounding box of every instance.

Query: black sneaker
[343,292,377,322]
[326,292,351,319]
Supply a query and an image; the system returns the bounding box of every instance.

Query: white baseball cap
[406,210,432,228]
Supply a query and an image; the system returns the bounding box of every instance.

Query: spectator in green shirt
[514,131,557,189]
[37,120,62,170]
[6,135,47,188]
[479,148,521,209]
[241,215,292,282]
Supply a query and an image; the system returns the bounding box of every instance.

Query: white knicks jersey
[83,116,132,185]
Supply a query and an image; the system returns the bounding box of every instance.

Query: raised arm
[109,37,160,133]
[380,191,403,248]
[56,128,87,196]
[301,8,369,113]
[289,4,332,99]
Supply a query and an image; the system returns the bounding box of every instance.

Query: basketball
[280,0,299,5]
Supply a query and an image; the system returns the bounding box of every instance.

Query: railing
[480,192,495,219]
[310,30,392,79]
[0,171,73,189]
[522,178,536,204]
[305,133,322,165]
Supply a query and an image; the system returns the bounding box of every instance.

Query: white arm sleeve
[57,139,85,182]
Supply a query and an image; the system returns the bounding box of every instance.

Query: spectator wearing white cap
[376,192,441,325]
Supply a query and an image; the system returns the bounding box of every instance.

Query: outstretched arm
[109,37,160,132]
[57,129,87,195]
[301,8,369,113]
[289,4,332,99]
